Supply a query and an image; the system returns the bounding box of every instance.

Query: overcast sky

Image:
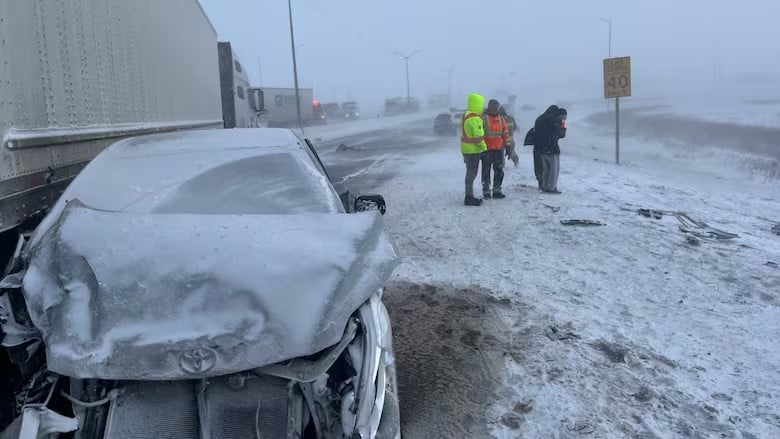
[199,0,779,110]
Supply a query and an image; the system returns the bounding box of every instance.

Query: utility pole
[295,44,304,86]
[288,0,303,133]
[257,56,264,87]
[447,67,453,108]
[392,50,421,104]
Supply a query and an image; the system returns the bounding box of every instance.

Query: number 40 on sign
[603,56,631,98]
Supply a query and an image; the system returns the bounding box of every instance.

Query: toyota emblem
[179,347,217,374]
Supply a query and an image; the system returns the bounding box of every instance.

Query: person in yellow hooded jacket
[461,93,488,206]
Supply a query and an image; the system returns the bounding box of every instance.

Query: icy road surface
[319,104,780,438]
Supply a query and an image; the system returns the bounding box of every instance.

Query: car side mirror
[354,194,386,215]
[249,88,264,112]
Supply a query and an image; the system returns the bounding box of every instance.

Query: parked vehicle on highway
[218,42,265,129]
[343,101,361,119]
[0,129,402,438]
[312,100,328,124]
[0,0,226,236]
[434,113,454,135]
[254,87,317,127]
[434,112,461,135]
[324,103,346,120]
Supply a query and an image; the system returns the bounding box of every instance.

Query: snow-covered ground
[613,93,780,129]
[302,112,437,142]
[373,105,780,437]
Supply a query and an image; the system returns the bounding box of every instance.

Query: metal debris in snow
[545,324,580,341]
[685,235,702,246]
[543,204,561,213]
[561,219,605,226]
[637,208,664,219]
[674,212,739,240]
[634,208,740,241]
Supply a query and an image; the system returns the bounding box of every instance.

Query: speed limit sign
[603,56,631,98]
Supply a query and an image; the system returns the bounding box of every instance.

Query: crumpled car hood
[22,203,399,380]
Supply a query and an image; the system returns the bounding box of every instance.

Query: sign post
[603,56,631,164]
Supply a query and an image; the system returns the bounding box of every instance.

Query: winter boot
[464,195,483,206]
[483,190,492,199]
[493,190,506,199]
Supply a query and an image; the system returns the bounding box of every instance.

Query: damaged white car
[0,129,401,438]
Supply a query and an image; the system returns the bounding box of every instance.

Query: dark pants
[463,153,481,197]
[540,153,560,192]
[481,149,504,194]
[533,151,543,188]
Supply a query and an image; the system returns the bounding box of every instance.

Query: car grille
[105,381,200,439]
[103,376,290,439]
[206,375,290,439]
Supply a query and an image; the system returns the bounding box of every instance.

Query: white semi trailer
[258,87,315,127]
[0,0,225,235]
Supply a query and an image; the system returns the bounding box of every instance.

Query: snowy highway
[4,2,779,437]
[310,106,780,438]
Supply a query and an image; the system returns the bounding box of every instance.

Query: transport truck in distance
[256,87,315,127]
[217,41,265,128]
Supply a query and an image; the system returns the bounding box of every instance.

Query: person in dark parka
[533,105,567,193]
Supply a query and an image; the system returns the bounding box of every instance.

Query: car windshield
[150,153,336,215]
[59,142,339,215]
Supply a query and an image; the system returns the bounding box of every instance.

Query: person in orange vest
[481,99,511,199]
[460,93,488,206]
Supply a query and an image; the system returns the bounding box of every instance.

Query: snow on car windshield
[151,153,335,215]
[54,141,339,215]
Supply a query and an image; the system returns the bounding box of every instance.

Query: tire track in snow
[332,154,391,185]
[383,281,520,438]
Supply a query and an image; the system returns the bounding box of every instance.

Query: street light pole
[295,44,304,86]
[392,50,421,104]
[405,57,410,103]
[447,67,453,109]
[288,0,303,133]
[600,18,612,58]
[257,56,264,87]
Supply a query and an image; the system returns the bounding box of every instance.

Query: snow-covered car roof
[32,128,343,244]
